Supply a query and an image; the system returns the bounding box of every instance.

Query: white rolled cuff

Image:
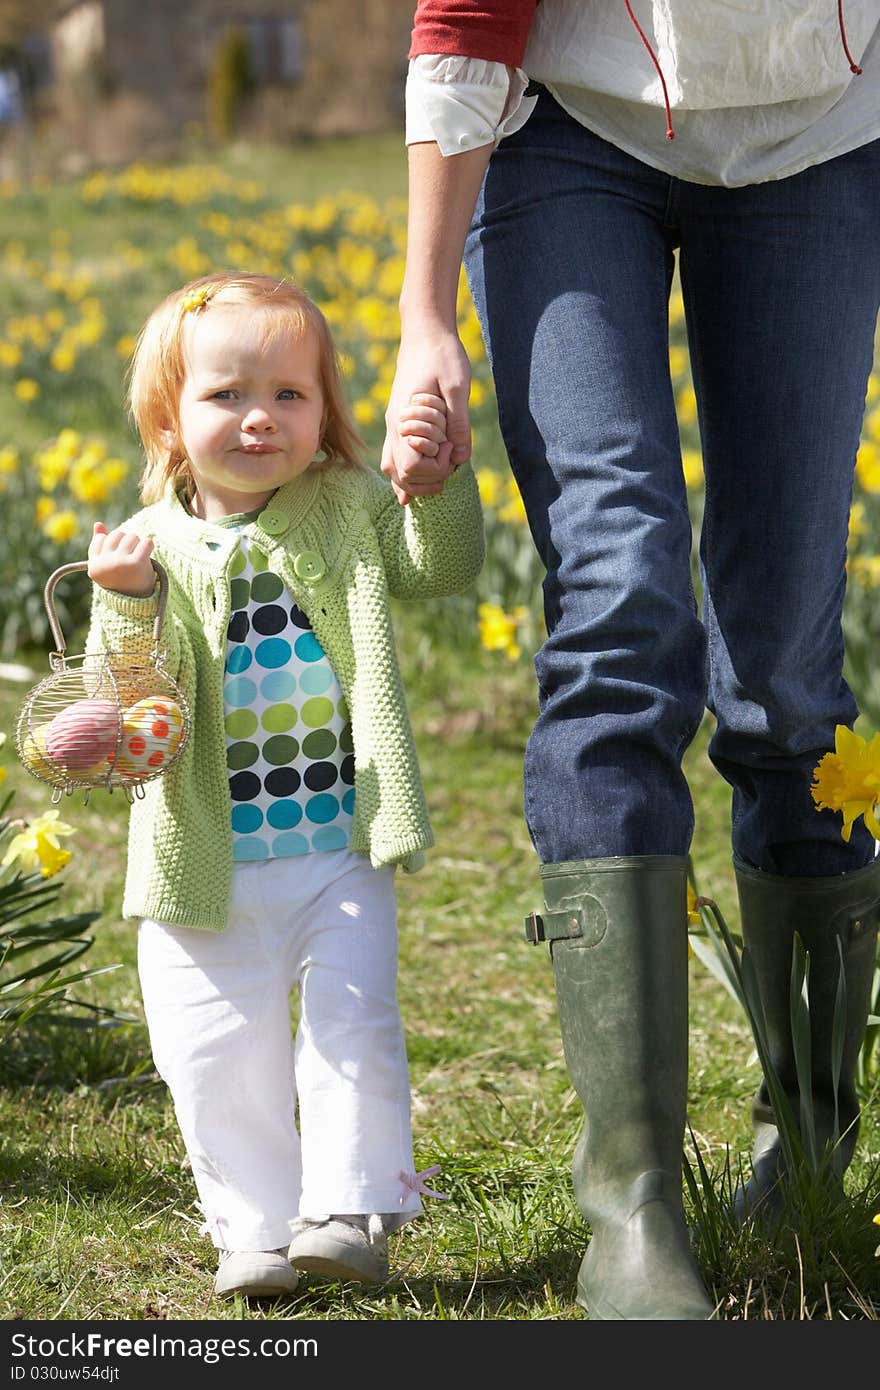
[405,53,536,155]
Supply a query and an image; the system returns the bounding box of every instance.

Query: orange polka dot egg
[116,697,185,779]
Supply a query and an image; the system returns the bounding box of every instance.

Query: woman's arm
[382,0,540,503]
[380,139,492,504]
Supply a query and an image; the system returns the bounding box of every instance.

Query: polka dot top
[219,518,355,861]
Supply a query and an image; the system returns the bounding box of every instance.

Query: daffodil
[686,882,702,926]
[42,510,79,544]
[499,482,527,526]
[476,469,502,508]
[811,724,880,842]
[478,602,528,662]
[855,441,880,493]
[50,344,76,372]
[1,810,76,878]
[848,501,867,539]
[851,554,880,587]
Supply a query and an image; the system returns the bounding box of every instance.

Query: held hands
[88,521,156,598]
[381,335,473,505]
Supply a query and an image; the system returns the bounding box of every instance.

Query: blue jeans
[464,89,880,876]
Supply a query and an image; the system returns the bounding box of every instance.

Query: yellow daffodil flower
[499,483,528,525]
[41,510,78,544]
[811,724,880,842]
[848,501,867,539]
[856,442,880,493]
[478,602,528,662]
[476,469,502,508]
[851,554,880,587]
[50,345,77,373]
[686,883,702,926]
[1,810,76,879]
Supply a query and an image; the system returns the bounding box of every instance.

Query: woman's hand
[87,522,156,597]
[381,140,490,504]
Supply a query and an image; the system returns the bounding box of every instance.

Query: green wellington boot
[732,858,880,1224]
[526,855,716,1320]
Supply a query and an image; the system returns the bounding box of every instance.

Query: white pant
[137,851,421,1251]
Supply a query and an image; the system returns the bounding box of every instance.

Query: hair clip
[181,287,211,315]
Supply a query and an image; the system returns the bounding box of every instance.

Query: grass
[1,635,878,1324]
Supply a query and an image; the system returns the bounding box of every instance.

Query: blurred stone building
[43,0,415,166]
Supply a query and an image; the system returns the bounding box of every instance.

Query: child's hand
[396,393,454,480]
[88,522,156,598]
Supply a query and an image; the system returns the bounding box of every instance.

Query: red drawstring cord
[624,2,863,143]
[838,0,863,74]
[624,0,675,139]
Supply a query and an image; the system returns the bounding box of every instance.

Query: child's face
[169,305,325,520]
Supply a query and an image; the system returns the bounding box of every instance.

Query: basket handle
[43,558,170,657]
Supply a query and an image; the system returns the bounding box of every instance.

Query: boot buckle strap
[524,908,583,945]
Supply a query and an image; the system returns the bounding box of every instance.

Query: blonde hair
[128,271,365,504]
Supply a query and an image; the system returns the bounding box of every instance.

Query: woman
[382,2,880,1320]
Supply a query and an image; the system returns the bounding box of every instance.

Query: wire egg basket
[14,559,191,804]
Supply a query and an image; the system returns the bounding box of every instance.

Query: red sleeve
[408,1,540,66]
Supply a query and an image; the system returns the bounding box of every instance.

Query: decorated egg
[116,697,184,778]
[19,722,54,779]
[44,698,119,773]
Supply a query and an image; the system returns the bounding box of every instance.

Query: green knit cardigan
[87,462,484,931]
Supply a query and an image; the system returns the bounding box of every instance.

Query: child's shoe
[287,1214,389,1283]
[213,1247,300,1300]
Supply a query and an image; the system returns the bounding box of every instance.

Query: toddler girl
[85,270,484,1300]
